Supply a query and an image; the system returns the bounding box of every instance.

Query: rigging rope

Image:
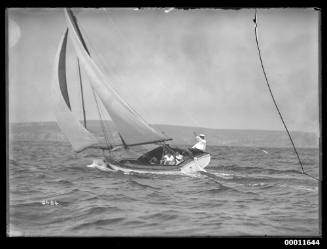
[253,9,319,181]
[74,12,118,153]
[97,97,116,146]
[91,88,112,154]
[77,57,87,128]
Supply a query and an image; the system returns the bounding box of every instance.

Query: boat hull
[106,153,211,174]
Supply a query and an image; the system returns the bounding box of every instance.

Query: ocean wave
[211,164,304,176]
[52,179,74,185]
[85,206,120,216]
[279,184,318,192]
[138,212,179,221]
[82,196,100,202]
[108,193,139,202]
[10,201,44,209]
[128,179,162,190]
[247,182,267,187]
[71,217,125,231]
[196,179,258,196]
[200,187,232,194]
[210,172,235,179]
[122,219,148,227]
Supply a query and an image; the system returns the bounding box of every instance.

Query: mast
[77,58,87,128]
[52,29,99,153]
[66,8,90,55]
[67,8,112,150]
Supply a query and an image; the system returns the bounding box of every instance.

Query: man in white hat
[192,133,206,152]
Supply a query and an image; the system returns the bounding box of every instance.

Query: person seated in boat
[175,151,184,165]
[192,133,206,152]
[184,133,206,158]
[161,152,175,166]
[149,156,159,165]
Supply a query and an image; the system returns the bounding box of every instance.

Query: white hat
[199,134,205,137]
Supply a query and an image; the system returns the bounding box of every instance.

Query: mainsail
[52,29,99,152]
[64,9,171,147]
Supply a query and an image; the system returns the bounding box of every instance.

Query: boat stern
[181,153,211,173]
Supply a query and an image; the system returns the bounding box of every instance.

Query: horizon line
[8,120,319,135]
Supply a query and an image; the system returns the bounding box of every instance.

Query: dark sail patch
[58,29,71,110]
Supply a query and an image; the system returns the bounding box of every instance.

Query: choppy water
[8,139,320,236]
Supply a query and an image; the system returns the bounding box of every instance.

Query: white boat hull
[107,154,211,175]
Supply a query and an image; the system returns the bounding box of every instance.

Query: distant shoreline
[7,120,318,135]
[9,121,319,149]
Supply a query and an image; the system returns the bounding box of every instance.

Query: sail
[52,29,99,152]
[64,9,171,147]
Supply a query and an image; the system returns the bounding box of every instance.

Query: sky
[8,8,320,134]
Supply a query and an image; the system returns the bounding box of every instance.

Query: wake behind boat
[52,8,211,174]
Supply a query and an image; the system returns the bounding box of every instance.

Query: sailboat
[52,8,211,174]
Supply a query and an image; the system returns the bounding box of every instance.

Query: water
[8,139,320,236]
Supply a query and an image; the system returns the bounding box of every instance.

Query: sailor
[162,152,175,166]
[175,151,184,165]
[149,156,159,164]
[192,133,206,151]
